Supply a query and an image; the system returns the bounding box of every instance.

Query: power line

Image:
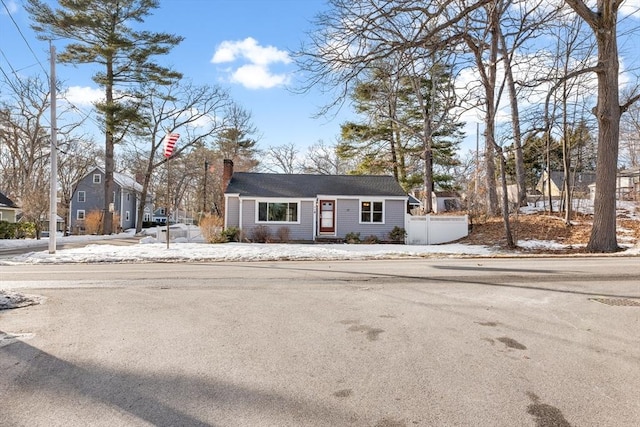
[0,0,48,75]
[0,1,103,132]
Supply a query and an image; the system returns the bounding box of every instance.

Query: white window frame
[93,174,101,184]
[0,212,3,221]
[255,200,300,224]
[77,191,86,202]
[77,210,86,220]
[125,211,130,221]
[359,200,385,224]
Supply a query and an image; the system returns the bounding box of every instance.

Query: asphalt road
[1,258,639,427]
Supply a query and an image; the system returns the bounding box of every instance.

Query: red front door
[319,200,335,233]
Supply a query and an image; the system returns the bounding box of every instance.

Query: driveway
[1,258,639,426]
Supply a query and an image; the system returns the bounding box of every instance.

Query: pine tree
[27,0,183,234]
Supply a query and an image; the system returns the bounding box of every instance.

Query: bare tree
[302,140,352,174]
[27,0,183,235]
[262,143,301,174]
[0,76,51,236]
[498,1,562,207]
[58,137,102,235]
[620,93,640,168]
[126,80,231,232]
[564,0,640,252]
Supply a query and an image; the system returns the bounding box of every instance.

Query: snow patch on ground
[0,289,44,310]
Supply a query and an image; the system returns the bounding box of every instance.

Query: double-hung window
[258,202,298,223]
[361,201,383,223]
[77,191,86,202]
[93,174,101,184]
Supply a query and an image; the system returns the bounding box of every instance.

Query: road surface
[1,258,639,426]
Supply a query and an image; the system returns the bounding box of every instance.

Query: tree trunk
[587,27,620,252]
[564,1,622,252]
[484,2,500,216]
[498,148,515,248]
[500,32,526,207]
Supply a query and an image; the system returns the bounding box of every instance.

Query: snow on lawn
[1,201,638,266]
[1,241,498,265]
[0,231,137,250]
[2,236,638,266]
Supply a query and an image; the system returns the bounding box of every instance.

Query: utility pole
[203,160,208,213]
[48,42,58,254]
[475,122,480,194]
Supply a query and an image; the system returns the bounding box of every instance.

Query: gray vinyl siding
[70,171,107,232]
[70,167,142,233]
[226,196,240,228]
[335,198,405,240]
[119,191,137,230]
[240,199,314,241]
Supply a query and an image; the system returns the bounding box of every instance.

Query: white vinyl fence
[405,214,469,245]
[156,225,203,243]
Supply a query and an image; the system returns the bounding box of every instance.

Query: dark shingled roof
[226,173,407,198]
[0,191,18,208]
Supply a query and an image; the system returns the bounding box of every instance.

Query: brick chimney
[222,159,234,191]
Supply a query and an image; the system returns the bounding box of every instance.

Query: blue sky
[0,0,352,153]
[2,0,640,160]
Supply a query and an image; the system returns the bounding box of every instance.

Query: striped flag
[163,133,180,158]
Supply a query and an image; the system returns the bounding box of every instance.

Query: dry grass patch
[461,209,639,253]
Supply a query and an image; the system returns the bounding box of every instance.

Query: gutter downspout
[313,199,317,242]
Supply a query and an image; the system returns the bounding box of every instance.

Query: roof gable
[86,167,143,193]
[226,173,407,198]
[0,191,18,209]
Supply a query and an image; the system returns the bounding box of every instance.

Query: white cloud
[211,37,291,89]
[0,0,18,15]
[63,86,103,106]
[620,0,640,18]
[231,64,290,89]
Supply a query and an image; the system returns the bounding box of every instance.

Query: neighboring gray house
[223,162,408,242]
[536,171,596,198]
[69,167,145,234]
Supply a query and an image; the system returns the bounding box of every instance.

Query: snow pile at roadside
[0,290,44,310]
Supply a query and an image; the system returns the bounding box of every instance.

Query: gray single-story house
[69,167,145,234]
[223,162,408,242]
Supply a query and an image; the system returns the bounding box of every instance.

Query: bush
[250,225,271,243]
[363,235,380,244]
[389,226,407,242]
[82,211,120,234]
[276,226,291,243]
[16,222,36,239]
[345,232,361,244]
[0,221,17,239]
[84,210,102,234]
[0,221,36,239]
[200,215,224,243]
[222,227,241,242]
